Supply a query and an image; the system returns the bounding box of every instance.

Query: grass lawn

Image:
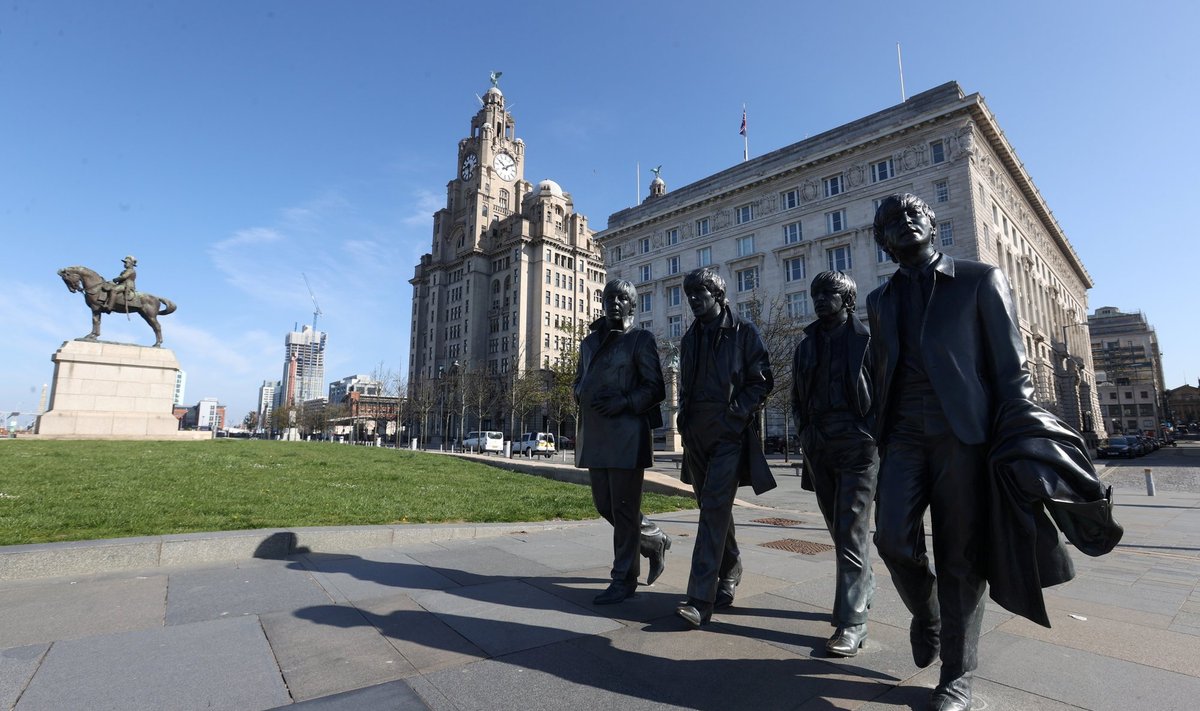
[0,440,693,546]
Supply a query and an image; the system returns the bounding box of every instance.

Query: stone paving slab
[978,630,1200,711]
[0,574,166,647]
[0,644,47,710]
[165,561,332,625]
[274,679,431,710]
[15,616,290,711]
[349,593,489,673]
[260,605,416,702]
[408,579,623,657]
[298,549,460,603]
[403,544,560,587]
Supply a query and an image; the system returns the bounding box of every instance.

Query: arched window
[499,189,510,210]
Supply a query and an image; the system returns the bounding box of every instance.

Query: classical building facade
[596,82,1101,441]
[1166,384,1199,428]
[1088,306,1166,436]
[407,81,605,438]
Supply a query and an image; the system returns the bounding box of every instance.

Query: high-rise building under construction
[282,324,326,406]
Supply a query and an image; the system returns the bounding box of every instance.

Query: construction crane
[302,273,322,331]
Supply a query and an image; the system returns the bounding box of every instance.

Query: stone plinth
[36,341,202,440]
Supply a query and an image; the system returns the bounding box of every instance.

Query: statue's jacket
[678,306,776,495]
[986,398,1122,628]
[573,318,665,470]
[790,313,875,435]
[866,253,1121,628]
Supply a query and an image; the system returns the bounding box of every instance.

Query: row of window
[638,292,812,339]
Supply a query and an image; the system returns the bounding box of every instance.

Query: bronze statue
[791,270,878,657]
[676,267,775,627]
[574,278,671,604]
[58,258,177,347]
[867,194,1120,711]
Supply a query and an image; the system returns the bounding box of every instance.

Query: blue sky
[3,1,1198,425]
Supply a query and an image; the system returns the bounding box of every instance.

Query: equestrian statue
[57,256,177,347]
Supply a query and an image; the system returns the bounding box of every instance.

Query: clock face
[461,153,478,180]
[493,152,517,181]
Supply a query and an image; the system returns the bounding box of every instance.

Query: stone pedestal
[36,340,202,440]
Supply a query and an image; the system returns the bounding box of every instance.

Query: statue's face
[602,287,633,326]
[685,283,722,322]
[881,205,934,263]
[813,286,847,321]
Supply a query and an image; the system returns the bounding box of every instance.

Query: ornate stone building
[596,82,1101,441]
[407,80,605,438]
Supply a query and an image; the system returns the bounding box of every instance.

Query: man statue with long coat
[675,267,775,627]
[791,270,878,657]
[574,278,672,605]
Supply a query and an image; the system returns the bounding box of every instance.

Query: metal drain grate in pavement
[760,538,835,555]
[751,517,806,527]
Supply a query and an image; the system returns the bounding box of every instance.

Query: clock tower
[409,76,606,442]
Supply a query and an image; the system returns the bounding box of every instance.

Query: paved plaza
[1,444,1198,710]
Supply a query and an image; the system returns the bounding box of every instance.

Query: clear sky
[3,0,1198,426]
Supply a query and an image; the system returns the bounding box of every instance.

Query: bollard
[1145,468,1156,496]
[410,438,417,451]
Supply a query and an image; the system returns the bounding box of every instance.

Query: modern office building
[1088,306,1166,436]
[329,374,382,403]
[173,370,187,407]
[257,379,279,430]
[595,81,1101,442]
[407,79,606,437]
[282,325,326,406]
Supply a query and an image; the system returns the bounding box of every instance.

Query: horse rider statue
[104,255,138,311]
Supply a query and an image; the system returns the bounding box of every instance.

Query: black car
[763,434,800,454]
[1098,436,1137,459]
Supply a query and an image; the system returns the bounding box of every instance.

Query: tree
[735,294,807,446]
[242,411,259,432]
[407,377,440,448]
[547,318,590,443]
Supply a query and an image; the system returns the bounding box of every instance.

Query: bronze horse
[57,266,177,347]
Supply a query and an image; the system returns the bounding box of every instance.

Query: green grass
[0,440,693,546]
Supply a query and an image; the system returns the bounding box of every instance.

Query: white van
[517,432,556,457]
[463,431,504,454]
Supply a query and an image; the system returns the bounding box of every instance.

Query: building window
[640,293,652,313]
[736,266,759,292]
[935,180,949,203]
[735,203,754,224]
[545,290,550,304]
[546,268,551,284]
[639,237,651,254]
[1140,391,1149,399]
[827,245,852,271]
[667,285,681,307]
[737,301,756,322]
[668,314,683,338]
[1108,392,1117,400]
[940,220,954,247]
[930,139,946,164]
[823,174,843,197]
[736,234,755,257]
[783,221,802,244]
[781,188,800,210]
[667,255,680,275]
[785,256,806,283]
[610,246,622,262]
[787,292,808,319]
[696,217,711,236]
[639,320,653,330]
[666,228,679,246]
[697,246,712,267]
[877,244,890,263]
[870,158,894,182]
[498,189,509,210]
[639,264,652,282]
[826,209,846,234]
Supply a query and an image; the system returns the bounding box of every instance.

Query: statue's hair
[872,193,938,262]
[683,267,727,306]
[810,270,857,312]
[602,277,637,303]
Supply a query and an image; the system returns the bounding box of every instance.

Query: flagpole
[741,104,748,162]
[636,162,641,205]
[896,43,906,102]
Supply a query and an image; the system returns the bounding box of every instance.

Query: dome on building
[485,86,502,98]
[536,179,564,197]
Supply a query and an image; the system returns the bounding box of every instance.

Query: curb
[0,521,592,582]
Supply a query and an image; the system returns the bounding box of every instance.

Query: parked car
[516,432,556,457]
[557,435,574,450]
[462,430,504,454]
[763,434,800,454]
[1098,436,1138,459]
